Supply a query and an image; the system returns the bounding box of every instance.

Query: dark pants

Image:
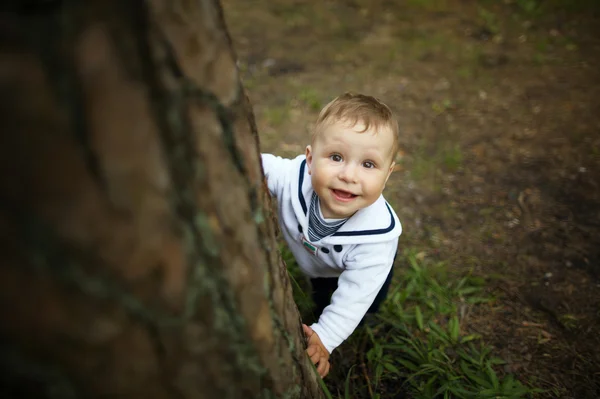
[310,264,394,322]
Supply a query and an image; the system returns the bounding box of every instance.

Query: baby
[261,92,402,378]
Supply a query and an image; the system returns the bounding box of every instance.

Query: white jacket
[261,154,402,353]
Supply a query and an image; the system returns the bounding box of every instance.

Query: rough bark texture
[0,1,323,398]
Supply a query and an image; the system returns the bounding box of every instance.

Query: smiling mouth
[331,189,358,202]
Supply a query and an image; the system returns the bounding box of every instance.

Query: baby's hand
[302,324,330,378]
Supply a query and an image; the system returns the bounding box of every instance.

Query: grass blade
[344,365,356,399]
[415,306,424,330]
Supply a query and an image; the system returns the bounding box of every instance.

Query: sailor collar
[290,156,402,245]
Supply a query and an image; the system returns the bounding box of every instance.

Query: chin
[336,208,358,218]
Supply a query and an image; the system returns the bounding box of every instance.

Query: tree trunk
[0,1,322,398]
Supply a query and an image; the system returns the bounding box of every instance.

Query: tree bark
[0,1,322,398]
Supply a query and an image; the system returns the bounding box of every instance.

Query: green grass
[443,144,463,172]
[262,105,291,127]
[281,243,315,319]
[407,140,464,192]
[297,88,322,112]
[361,253,541,398]
[478,7,500,35]
[515,0,542,16]
[406,0,449,12]
[283,247,543,398]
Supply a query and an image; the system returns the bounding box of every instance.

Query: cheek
[312,167,333,188]
[310,169,323,187]
[311,170,325,186]
[363,174,387,193]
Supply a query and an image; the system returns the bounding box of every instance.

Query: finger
[317,358,328,377]
[302,324,313,338]
[306,345,317,358]
[310,351,321,365]
[323,361,331,378]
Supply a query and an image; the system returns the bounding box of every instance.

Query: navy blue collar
[298,159,395,236]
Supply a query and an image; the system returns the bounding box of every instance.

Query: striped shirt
[307,192,348,241]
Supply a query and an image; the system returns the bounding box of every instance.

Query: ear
[305,145,313,175]
[384,161,395,185]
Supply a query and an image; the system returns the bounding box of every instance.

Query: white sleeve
[260,153,293,199]
[309,241,398,353]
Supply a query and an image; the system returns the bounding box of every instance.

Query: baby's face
[306,120,395,219]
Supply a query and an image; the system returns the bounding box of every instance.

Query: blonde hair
[312,92,399,160]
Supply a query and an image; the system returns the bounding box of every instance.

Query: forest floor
[222,0,600,397]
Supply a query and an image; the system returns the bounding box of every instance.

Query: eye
[363,161,376,169]
[330,154,343,162]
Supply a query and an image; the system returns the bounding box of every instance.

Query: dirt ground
[221,0,600,397]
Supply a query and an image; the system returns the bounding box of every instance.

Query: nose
[339,163,358,183]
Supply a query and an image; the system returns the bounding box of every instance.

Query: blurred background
[222,0,599,397]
